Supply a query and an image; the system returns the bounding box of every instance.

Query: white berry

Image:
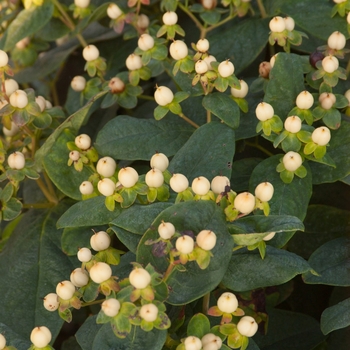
[176,235,194,254]
[255,182,274,202]
[231,79,249,98]
[79,181,94,195]
[36,96,46,112]
[140,303,158,322]
[237,316,258,337]
[170,173,189,193]
[203,55,217,70]
[296,90,314,109]
[138,34,155,51]
[0,334,5,349]
[7,151,25,170]
[89,262,112,284]
[71,75,86,92]
[98,178,116,196]
[158,221,176,240]
[217,292,238,313]
[9,89,28,108]
[218,60,234,77]
[56,280,76,300]
[162,11,178,25]
[4,79,19,96]
[70,268,89,287]
[269,16,286,32]
[191,176,210,195]
[348,11,350,24]
[345,89,350,105]
[102,298,121,317]
[126,54,143,70]
[312,126,331,146]
[75,0,90,8]
[150,153,169,172]
[210,175,230,194]
[118,167,139,188]
[234,192,255,214]
[283,151,302,171]
[145,168,164,188]
[154,86,174,106]
[328,31,346,50]
[322,55,339,73]
[90,230,111,251]
[75,133,91,150]
[255,102,274,121]
[77,247,92,262]
[69,150,80,161]
[319,92,336,110]
[96,156,117,177]
[284,116,302,133]
[30,326,52,348]
[43,293,59,312]
[184,336,202,350]
[137,14,149,29]
[284,16,295,31]
[169,40,188,60]
[195,60,209,74]
[196,38,210,52]
[201,333,222,350]
[107,3,122,19]
[196,230,217,251]
[129,267,151,289]
[82,45,99,61]
[0,50,8,67]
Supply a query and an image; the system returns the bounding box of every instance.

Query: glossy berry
[89,262,112,284]
[237,316,258,337]
[90,230,111,251]
[75,134,91,150]
[192,176,210,195]
[102,298,121,317]
[217,292,238,313]
[79,181,94,195]
[283,151,302,171]
[70,268,89,287]
[77,247,92,262]
[255,182,274,202]
[107,3,123,19]
[56,280,76,300]
[210,175,230,194]
[129,267,151,289]
[231,79,249,98]
[71,76,86,92]
[218,60,234,77]
[8,151,25,170]
[82,45,99,61]
[36,96,46,112]
[140,303,158,322]
[43,293,59,311]
[176,235,194,254]
[309,51,324,68]
[259,61,271,78]
[3,121,19,137]
[234,192,255,214]
[269,16,286,32]
[255,102,274,121]
[158,221,176,239]
[154,86,174,106]
[137,14,149,29]
[270,53,278,68]
[162,11,178,25]
[150,152,169,172]
[170,173,189,193]
[312,126,331,146]
[118,167,139,188]
[319,92,336,110]
[284,116,302,133]
[30,326,52,348]
[196,230,217,251]
[203,55,216,70]
[169,40,188,60]
[98,178,116,196]
[96,156,117,177]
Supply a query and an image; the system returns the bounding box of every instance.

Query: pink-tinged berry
[109,77,125,93]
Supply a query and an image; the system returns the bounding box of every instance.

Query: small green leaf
[321,298,350,335]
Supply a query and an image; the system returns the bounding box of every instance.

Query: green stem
[206,110,211,123]
[205,14,237,35]
[178,112,200,129]
[81,299,104,307]
[162,262,176,283]
[257,0,268,18]
[36,178,59,204]
[202,292,210,314]
[138,94,155,101]
[178,2,204,36]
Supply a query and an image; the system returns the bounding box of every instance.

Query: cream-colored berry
[234,192,255,214]
[328,31,346,50]
[237,316,258,337]
[255,182,274,202]
[77,247,92,262]
[176,235,194,254]
[170,173,189,193]
[150,153,169,172]
[107,3,123,19]
[169,40,188,60]
[96,156,117,177]
[102,298,121,317]
[69,150,80,161]
[70,268,89,287]
[217,292,238,313]
[345,89,350,105]
[210,175,230,194]
[4,79,19,96]
[312,127,331,146]
[71,75,86,92]
[201,333,222,350]
[347,11,350,24]
[8,151,25,170]
[218,60,234,77]
[30,326,52,348]
[9,89,28,109]
[154,86,174,106]
[36,96,46,112]
[296,90,314,109]
[195,60,209,74]
[259,61,271,78]
[43,293,59,311]
[191,176,210,195]
[56,280,76,300]
[109,77,125,93]
[231,79,249,98]
[158,221,176,240]
[89,262,112,284]
[75,0,90,8]
[0,50,8,67]
[196,38,210,52]
[98,178,116,196]
[118,167,139,188]
[79,181,94,195]
[255,102,274,121]
[269,16,286,32]
[270,53,279,68]
[196,230,217,251]
[129,267,151,289]
[137,14,149,29]
[126,54,143,70]
[319,92,336,110]
[203,55,217,70]
[82,45,99,61]
[75,133,91,150]
[138,34,155,51]
[283,151,302,171]
[0,334,5,350]
[145,168,164,188]
[162,11,178,25]
[90,230,111,251]
[284,116,302,133]
[322,55,339,73]
[284,16,295,31]
[140,303,158,322]
[184,336,202,350]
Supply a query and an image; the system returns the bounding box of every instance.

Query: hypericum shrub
[0,0,349,349]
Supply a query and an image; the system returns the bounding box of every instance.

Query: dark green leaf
[230,158,262,192]
[168,122,235,182]
[321,298,350,335]
[95,115,194,161]
[222,246,310,291]
[303,237,350,286]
